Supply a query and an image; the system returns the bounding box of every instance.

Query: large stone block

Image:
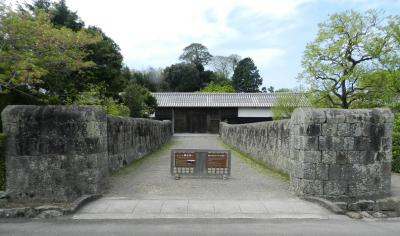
[220,108,393,202]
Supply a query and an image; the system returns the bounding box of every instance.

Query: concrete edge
[62,194,103,215]
[302,196,345,215]
[0,194,102,218]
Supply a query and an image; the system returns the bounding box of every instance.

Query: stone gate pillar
[290,108,393,202]
[1,106,109,202]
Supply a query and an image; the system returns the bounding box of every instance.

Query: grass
[218,137,290,182]
[111,139,176,177]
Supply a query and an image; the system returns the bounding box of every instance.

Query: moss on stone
[111,139,176,177]
[219,138,289,182]
[0,133,6,191]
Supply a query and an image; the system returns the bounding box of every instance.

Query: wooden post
[171,108,175,134]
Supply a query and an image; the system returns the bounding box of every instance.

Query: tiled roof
[152,92,310,108]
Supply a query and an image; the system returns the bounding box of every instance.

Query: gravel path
[105,134,294,200]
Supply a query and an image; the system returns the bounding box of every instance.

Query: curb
[0,194,102,218]
[302,196,345,214]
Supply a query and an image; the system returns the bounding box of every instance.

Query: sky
[10,0,400,89]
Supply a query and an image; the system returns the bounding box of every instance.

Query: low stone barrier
[1,105,172,203]
[107,116,172,172]
[220,108,393,202]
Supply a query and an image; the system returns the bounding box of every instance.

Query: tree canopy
[299,10,395,108]
[122,82,157,118]
[232,58,262,92]
[163,63,202,92]
[210,54,241,80]
[179,43,213,67]
[0,5,100,103]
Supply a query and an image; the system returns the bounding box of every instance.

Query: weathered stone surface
[1,105,172,203]
[346,211,363,219]
[220,108,393,202]
[2,106,109,202]
[0,207,37,218]
[35,210,63,219]
[348,200,375,211]
[376,197,400,211]
[360,211,373,218]
[107,116,172,172]
[372,211,387,218]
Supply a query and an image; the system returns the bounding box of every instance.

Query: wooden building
[152,93,308,134]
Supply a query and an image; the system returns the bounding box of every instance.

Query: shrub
[0,133,6,190]
[392,113,400,173]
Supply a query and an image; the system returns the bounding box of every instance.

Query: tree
[232,58,262,92]
[163,63,201,92]
[299,10,392,108]
[0,6,100,103]
[72,85,129,116]
[227,54,241,72]
[25,1,125,99]
[83,26,125,98]
[272,91,308,120]
[210,55,238,79]
[51,0,84,31]
[179,43,213,67]
[122,83,157,118]
[200,81,235,93]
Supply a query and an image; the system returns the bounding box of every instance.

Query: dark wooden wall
[155,107,237,133]
[155,107,271,133]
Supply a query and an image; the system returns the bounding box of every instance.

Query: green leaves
[179,43,213,67]
[299,9,396,108]
[232,57,262,92]
[122,83,157,118]
[200,81,235,93]
[0,8,100,97]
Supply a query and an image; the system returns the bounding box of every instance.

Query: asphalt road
[1,218,400,236]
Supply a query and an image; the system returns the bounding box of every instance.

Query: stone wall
[107,116,172,172]
[220,108,393,202]
[1,105,172,203]
[220,120,291,174]
[1,106,108,202]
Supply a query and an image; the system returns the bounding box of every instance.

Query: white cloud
[58,0,310,68]
[237,48,286,68]
[8,0,313,88]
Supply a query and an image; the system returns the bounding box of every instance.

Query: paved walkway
[73,134,342,220]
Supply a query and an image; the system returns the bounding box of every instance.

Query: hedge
[0,133,5,190]
[393,114,400,173]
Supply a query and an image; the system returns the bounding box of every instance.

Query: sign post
[170,149,231,179]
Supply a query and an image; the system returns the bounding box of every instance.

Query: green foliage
[130,67,169,92]
[299,10,393,109]
[122,83,157,118]
[272,92,305,120]
[51,0,84,31]
[200,81,235,93]
[163,63,201,92]
[0,133,6,190]
[0,5,101,103]
[72,85,129,116]
[393,113,400,173]
[232,57,262,92]
[82,26,125,98]
[179,43,213,67]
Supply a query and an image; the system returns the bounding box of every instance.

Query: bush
[393,114,400,173]
[0,133,6,190]
[122,83,157,118]
[71,85,130,117]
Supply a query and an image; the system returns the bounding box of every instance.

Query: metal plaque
[171,149,231,178]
